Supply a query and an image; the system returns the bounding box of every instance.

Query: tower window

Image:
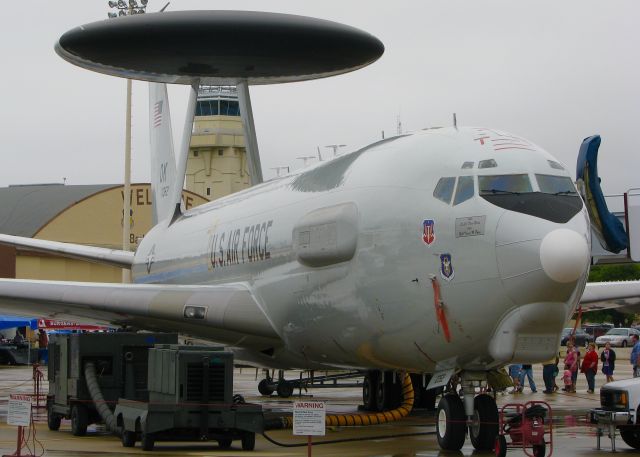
[193,151,199,157]
[206,187,211,196]
[218,150,223,156]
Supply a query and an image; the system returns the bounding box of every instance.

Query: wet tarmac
[0,352,638,456]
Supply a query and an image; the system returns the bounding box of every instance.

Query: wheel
[362,371,378,411]
[47,405,61,431]
[436,394,466,450]
[621,427,640,448]
[241,432,255,451]
[276,381,294,398]
[532,442,546,456]
[258,379,274,396]
[375,372,401,411]
[141,430,155,451]
[495,434,507,457]
[469,394,499,450]
[70,404,88,436]
[218,438,232,449]
[121,430,136,448]
[623,340,628,348]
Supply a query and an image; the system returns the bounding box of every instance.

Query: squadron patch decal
[422,219,435,245]
[440,253,454,281]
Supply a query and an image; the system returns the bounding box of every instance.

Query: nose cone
[495,211,589,305]
[540,229,590,283]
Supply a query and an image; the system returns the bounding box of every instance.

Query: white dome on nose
[539,229,590,283]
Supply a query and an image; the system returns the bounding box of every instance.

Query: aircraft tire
[276,381,294,398]
[362,371,378,411]
[375,372,402,411]
[258,379,274,396]
[436,394,466,451]
[469,394,499,450]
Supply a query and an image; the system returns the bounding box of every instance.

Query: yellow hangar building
[0,85,251,284]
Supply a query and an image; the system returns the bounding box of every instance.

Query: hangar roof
[0,184,115,237]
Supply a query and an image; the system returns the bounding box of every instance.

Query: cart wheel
[218,438,232,449]
[141,430,155,451]
[436,394,466,451]
[121,430,136,447]
[532,442,546,457]
[47,405,61,431]
[241,432,255,451]
[469,394,499,450]
[494,434,507,457]
[258,379,274,396]
[71,404,88,436]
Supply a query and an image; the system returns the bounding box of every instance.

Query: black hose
[261,430,436,447]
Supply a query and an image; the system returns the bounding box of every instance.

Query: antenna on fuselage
[453,113,458,130]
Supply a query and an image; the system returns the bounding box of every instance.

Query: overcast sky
[1,1,638,199]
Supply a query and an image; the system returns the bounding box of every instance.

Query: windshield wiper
[480,188,521,195]
[552,190,578,196]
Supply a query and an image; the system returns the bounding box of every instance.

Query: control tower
[186,86,251,200]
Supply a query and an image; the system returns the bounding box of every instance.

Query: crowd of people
[508,335,640,394]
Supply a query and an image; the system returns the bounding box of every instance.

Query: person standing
[519,363,537,393]
[630,334,640,377]
[542,353,560,394]
[581,342,598,393]
[600,342,616,383]
[509,364,522,393]
[564,342,579,393]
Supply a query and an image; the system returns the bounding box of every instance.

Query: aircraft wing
[0,279,281,349]
[581,280,640,312]
[0,234,133,269]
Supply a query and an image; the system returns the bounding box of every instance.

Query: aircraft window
[461,161,474,169]
[433,177,456,204]
[478,159,498,169]
[453,176,474,205]
[183,305,207,320]
[548,160,564,170]
[536,174,578,195]
[478,174,533,195]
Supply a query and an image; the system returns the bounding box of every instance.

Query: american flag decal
[153,100,163,128]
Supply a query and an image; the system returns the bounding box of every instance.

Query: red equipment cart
[494,401,553,457]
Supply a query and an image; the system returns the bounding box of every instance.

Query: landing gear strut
[435,371,498,452]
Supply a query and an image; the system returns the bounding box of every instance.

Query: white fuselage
[131,127,591,373]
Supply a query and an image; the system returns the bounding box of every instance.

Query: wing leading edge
[0,234,134,269]
[0,279,281,350]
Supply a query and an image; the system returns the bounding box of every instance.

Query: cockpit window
[478,159,498,169]
[536,174,578,195]
[461,161,474,169]
[478,174,533,195]
[453,176,474,205]
[547,160,564,170]
[434,177,456,204]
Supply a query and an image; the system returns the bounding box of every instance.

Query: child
[509,364,522,393]
[562,369,573,392]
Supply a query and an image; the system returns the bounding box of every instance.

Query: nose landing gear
[435,372,499,452]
